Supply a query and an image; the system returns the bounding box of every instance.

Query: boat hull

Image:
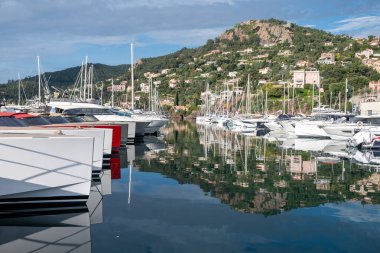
[0,134,93,206]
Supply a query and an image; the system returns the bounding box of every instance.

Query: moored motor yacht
[0,133,93,206]
[0,127,109,176]
[47,101,149,143]
[295,112,349,138]
[323,114,380,140]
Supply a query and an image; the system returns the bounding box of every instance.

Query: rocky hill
[220,19,293,45]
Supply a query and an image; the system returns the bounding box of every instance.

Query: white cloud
[330,16,380,36]
[145,27,227,46]
[105,0,242,9]
[326,202,380,223]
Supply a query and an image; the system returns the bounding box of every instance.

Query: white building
[292,70,320,88]
[140,83,150,93]
[355,49,374,59]
[259,67,270,75]
[317,52,335,65]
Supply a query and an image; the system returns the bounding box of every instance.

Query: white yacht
[0,133,93,205]
[118,109,169,135]
[47,101,149,143]
[295,113,348,138]
[323,115,380,140]
[0,127,110,175]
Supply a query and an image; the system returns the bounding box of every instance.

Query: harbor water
[1,120,380,253]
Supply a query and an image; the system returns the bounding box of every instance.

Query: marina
[1,1,380,251]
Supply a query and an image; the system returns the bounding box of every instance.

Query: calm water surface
[1,120,380,253]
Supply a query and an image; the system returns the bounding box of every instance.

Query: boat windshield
[64,116,84,123]
[309,114,347,121]
[0,117,24,127]
[353,117,380,125]
[64,108,113,115]
[17,117,51,126]
[43,116,70,124]
[80,115,99,122]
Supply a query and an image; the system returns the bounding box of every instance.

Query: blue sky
[1,0,380,83]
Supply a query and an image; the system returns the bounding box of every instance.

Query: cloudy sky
[1,0,380,83]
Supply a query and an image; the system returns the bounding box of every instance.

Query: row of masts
[71,56,95,101]
[201,75,350,116]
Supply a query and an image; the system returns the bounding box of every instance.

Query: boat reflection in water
[137,121,380,215]
[0,210,91,253]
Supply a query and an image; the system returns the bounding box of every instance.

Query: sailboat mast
[37,56,41,102]
[80,61,83,100]
[100,81,103,105]
[283,82,286,113]
[344,78,348,114]
[312,82,314,110]
[111,78,114,108]
[84,56,88,100]
[265,87,268,115]
[131,43,135,110]
[18,73,21,106]
[246,74,250,115]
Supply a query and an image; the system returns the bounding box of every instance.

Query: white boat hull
[0,134,93,205]
[295,121,331,138]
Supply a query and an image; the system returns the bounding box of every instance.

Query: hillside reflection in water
[138,120,380,216]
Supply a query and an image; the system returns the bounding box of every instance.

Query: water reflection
[0,211,91,253]
[138,120,380,215]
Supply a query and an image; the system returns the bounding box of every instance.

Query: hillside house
[107,84,126,92]
[200,73,211,78]
[292,70,320,88]
[278,50,292,56]
[237,48,253,54]
[317,52,335,65]
[228,71,237,78]
[252,54,269,59]
[143,72,160,78]
[296,60,310,67]
[259,67,270,75]
[355,49,374,59]
[169,79,177,88]
[369,80,380,93]
[370,40,379,46]
[258,79,268,85]
[203,50,221,57]
[140,83,150,93]
[161,69,171,75]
